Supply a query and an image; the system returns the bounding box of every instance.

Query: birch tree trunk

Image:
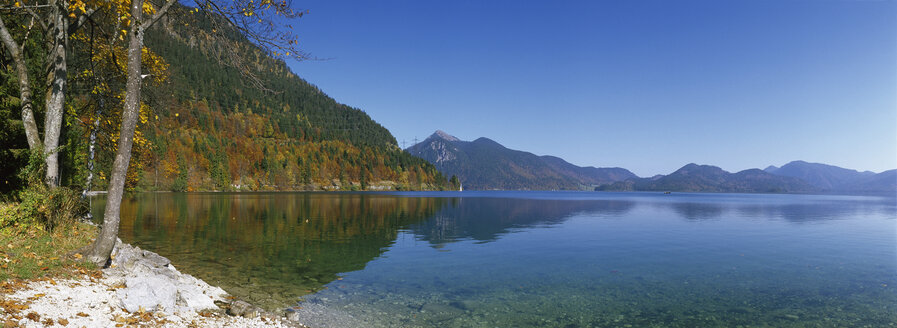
[0,16,43,151]
[43,0,70,188]
[87,0,145,265]
[87,0,175,266]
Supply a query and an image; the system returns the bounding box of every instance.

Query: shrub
[16,185,87,231]
[2,149,89,232]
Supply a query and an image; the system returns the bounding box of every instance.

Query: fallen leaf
[57,318,69,326]
[76,312,89,317]
[73,253,83,259]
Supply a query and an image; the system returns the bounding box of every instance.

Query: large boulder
[107,240,227,314]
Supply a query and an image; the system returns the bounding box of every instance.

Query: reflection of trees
[92,192,447,310]
[410,198,635,245]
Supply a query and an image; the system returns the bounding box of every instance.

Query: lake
[90,191,896,327]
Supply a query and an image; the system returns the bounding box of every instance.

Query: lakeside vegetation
[0,153,97,281]
[0,213,97,282]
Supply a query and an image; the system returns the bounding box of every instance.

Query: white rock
[0,241,299,327]
[118,276,177,313]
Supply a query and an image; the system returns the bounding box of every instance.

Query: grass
[0,205,98,281]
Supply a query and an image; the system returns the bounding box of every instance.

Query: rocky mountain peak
[432,130,460,142]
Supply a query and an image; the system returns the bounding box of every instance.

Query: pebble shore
[0,241,303,327]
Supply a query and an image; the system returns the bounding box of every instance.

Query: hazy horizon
[287,0,897,177]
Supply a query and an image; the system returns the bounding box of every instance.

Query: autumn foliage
[60,4,447,192]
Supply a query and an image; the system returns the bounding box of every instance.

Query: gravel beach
[1,241,301,327]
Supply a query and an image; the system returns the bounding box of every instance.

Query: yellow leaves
[14,1,21,8]
[67,0,88,18]
[142,1,156,15]
[138,103,151,125]
[141,47,170,83]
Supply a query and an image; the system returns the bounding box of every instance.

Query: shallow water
[92,191,897,327]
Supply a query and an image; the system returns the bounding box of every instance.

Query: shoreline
[0,240,304,327]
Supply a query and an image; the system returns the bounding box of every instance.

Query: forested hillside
[31,5,447,192]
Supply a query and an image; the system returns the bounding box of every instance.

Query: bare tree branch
[0,5,52,11]
[142,0,177,30]
[24,7,48,31]
[69,8,97,34]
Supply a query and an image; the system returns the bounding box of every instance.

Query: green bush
[16,184,87,231]
[0,202,20,230]
[2,149,89,232]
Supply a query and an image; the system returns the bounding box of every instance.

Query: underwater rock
[227,300,260,318]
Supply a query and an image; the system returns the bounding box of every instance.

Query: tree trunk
[87,0,146,266]
[43,0,69,188]
[0,16,42,151]
[82,114,101,199]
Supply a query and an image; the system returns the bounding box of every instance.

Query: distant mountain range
[597,164,819,193]
[406,131,896,195]
[763,161,896,194]
[405,131,636,190]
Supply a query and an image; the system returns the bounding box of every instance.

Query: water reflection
[91,193,637,309]
[93,192,447,310]
[89,191,894,317]
[670,202,725,221]
[409,198,635,245]
[654,194,895,222]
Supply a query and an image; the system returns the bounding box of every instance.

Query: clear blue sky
[285,0,896,177]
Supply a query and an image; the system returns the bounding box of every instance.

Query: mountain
[405,131,636,190]
[834,169,896,194]
[765,161,876,191]
[597,164,819,193]
[56,5,448,192]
